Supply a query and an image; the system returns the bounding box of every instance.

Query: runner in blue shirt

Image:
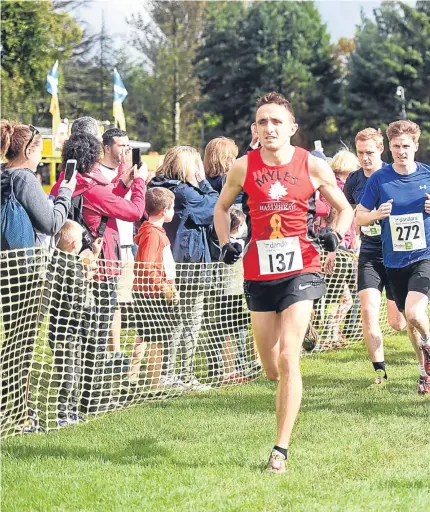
[357,120,430,394]
[343,128,405,386]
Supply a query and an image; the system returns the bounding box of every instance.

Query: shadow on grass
[1,435,172,468]
[2,375,428,468]
[156,375,429,421]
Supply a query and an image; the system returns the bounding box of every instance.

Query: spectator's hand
[425,194,430,214]
[92,237,103,259]
[146,169,155,185]
[318,230,342,252]
[375,199,393,220]
[122,145,132,168]
[195,158,206,183]
[250,122,259,149]
[61,170,77,193]
[79,248,98,280]
[324,251,336,275]
[221,242,243,265]
[164,285,179,305]
[135,161,148,182]
[122,165,135,187]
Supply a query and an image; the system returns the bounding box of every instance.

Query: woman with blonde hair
[204,136,238,184]
[204,137,243,209]
[330,150,361,183]
[321,149,360,250]
[322,149,361,347]
[149,145,218,391]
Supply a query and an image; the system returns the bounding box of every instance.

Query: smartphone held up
[132,148,141,169]
[64,159,77,182]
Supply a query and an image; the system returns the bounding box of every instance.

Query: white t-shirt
[99,163,118,183]
[99,163,134,247]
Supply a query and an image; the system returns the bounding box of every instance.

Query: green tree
[341,1,430,160]
[196,1,340,151]
[128,0,207,151]
[1,0,82,123]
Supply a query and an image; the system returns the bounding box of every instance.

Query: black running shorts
[385,259,430,312]
[244,272,325,313]
[357,252,394,301]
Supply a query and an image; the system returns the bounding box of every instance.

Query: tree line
[1,0,429,160]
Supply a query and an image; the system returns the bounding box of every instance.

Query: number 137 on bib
[256,237,304,275]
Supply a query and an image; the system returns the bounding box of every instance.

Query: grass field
[1,334,429,512]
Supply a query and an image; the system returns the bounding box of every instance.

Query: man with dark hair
[214,91,353,473]
[101,128,129,180]
[100,128,135,366]
[71,117,102,142]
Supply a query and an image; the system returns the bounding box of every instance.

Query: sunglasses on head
[24,125,40,156]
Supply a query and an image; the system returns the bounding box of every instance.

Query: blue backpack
[1,175,35,250]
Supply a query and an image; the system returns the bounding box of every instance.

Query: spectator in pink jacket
[51,132,147,268]
[51,132,147,413]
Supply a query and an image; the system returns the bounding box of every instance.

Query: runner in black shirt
[344,128,406,385]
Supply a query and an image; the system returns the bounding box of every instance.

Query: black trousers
[1,255,40,422]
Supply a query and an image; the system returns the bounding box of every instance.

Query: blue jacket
[149,176,219,263]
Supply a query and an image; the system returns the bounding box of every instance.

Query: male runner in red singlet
[214,92,354,473]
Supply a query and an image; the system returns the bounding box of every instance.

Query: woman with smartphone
[51,131,147,413]
[0,120,76,435]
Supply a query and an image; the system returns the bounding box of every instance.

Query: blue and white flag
[46,61,60,136]
[113,68,128,130]
[46,60,59,96]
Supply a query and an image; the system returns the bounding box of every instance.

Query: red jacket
[51,165,146,269]
[133,222,175,297]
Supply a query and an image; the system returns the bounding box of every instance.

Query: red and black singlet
[242,147,321,281]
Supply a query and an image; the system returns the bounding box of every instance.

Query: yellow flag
[49,95,61,135]
[113,101,126,131]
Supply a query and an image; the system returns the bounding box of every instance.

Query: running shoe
[222,372,251,385]
[302,323,319,352]
[159,376,186,390]
[422,345,430,376]
[374,369,387,386]
[266,450,287,474]
[183,376,211,392]
[417,375,430,395]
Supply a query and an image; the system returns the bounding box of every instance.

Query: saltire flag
[46,60,61,135]
[113,68,128,130]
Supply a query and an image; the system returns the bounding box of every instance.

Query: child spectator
[129,188,182,392]
[207,208,253,384]
[45,220,102,426]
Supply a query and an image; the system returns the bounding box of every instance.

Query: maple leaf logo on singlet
[268,181,288,200]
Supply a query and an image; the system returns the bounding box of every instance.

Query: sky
[80,0,386,52]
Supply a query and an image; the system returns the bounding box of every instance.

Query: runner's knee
[278,350,300,376]
[388,316,406,332]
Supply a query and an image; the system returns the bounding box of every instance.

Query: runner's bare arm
[356,204,377,226]
[356,201,392,226]
[309,155,354,238]
[214,155,247,246]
